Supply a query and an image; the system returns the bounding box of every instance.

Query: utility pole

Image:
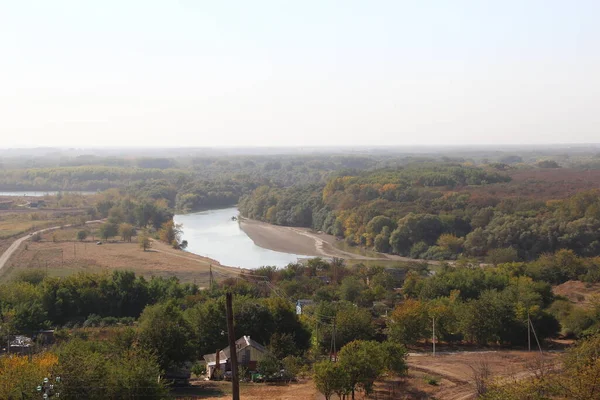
[529,316,543,355]
[527,310,531,352]
[332,317,337,362]
[432,317,436,357]
[225,293,240,400]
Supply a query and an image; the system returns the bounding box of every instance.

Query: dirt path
[406,350,560,400]
[0,219,103,274]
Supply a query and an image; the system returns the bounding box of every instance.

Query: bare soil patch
[174,379,319,400]
[405,350,560,400]
[553,280,600,307]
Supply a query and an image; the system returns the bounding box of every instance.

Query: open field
[0,210,86,239]
[1,225,241,285]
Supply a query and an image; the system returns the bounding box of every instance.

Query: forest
[239,163,600,261]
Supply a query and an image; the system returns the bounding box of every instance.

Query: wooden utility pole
[432,317,436,357]
[527,310,531,352]
[225,293,240,400]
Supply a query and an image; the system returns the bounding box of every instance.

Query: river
[0,191,96,197]
[174,207,306,269]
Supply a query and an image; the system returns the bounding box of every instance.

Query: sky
[1,0,599,148]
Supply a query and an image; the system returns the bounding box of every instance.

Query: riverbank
[239,218,383,260]
[238,217,448,267]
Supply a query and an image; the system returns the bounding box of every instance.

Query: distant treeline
[239,163,600,260]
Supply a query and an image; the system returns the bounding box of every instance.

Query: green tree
[313,361,350,400]
[137,302,195,371]
[486,247,519,265]
[99,222,118,241]
[338,340,386,399]
[76,230,88,241]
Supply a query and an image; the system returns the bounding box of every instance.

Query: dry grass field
[0,211,78,239]
[2,224,241,285]
[174,380,320,400]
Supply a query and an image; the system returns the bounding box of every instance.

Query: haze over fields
[2,1,600,148]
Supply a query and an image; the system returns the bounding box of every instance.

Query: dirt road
[0,219,103,274]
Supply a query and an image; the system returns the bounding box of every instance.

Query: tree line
[239,164,600,260]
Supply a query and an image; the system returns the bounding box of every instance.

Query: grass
[2,234,240,285]
[0,210,85,239]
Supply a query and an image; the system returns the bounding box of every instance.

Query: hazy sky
[1,1,599,148]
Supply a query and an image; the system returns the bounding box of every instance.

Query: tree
[118,223,135,242]
[486,247,519,265]
[338,340,386,399]
[257,353,281,377]
[138,232,151,251]
[437,233,464,254]
[137,302,194,371]
[54,338,168,400]
[381,341,408,375]
[158,220,182,246]
[99,222,118,241]
[76,230,88,241]
[314,361,350,400]
[388,299,428,345]
[335,305,375,348]
[0,353,58,400]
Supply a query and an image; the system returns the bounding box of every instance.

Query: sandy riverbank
[239,218,381,260]
[238,218,447,266]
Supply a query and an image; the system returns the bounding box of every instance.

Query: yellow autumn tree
[0,353,58,399]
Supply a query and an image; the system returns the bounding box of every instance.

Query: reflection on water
[174,207,305,269]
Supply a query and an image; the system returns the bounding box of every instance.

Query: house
[7,335,33,354]
[296,299,314,315]
[203,335,268,379]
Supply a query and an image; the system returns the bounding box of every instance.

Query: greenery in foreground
[2,245,600,398]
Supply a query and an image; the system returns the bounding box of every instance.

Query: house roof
[222,335,267,358]
[202,335,268,365]
[10,335,33,347]
[296,299,314,306]
[203,350,228,364]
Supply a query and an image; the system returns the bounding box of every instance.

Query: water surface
[174,207,305,269]
[0,191,95,197]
